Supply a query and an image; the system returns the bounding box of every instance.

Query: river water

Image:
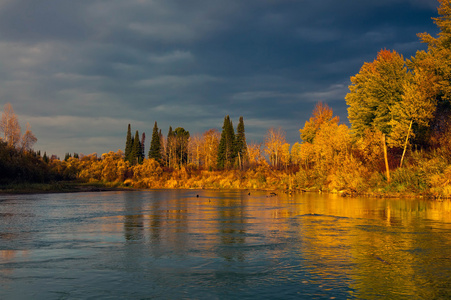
[1,190,451,299]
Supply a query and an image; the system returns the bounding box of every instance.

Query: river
[1,190,451,299]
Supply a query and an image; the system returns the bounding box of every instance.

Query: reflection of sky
[0,1,439,157]
[1,191,451,298]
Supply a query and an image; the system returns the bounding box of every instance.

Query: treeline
[0,103,53,184]
[4,1,451,198]
[123,116,250,171]
[0,141,57,184]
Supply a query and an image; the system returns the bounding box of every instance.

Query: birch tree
[21,122,37,151]
[1,103,21,148]
[264,127,286,169]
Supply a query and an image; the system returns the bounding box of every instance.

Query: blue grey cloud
[0,0,439,157]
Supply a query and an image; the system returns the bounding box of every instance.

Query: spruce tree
[174,127,190,167]
[64,153,71,161]
[167,126,175,167]
[159,129,165,163]
[227,118,236,165]
[43,152,49,163]
[235,116,247,169]
[141,132,146,159]
[217,115,236,169]
[125,124,133,163]
[149,121,162,163]
[131,130,143,164]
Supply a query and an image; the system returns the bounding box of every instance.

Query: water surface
[1,190,451,299]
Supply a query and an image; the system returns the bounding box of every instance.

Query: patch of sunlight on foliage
[387,167,427,193]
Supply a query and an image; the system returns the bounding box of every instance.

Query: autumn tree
[247,142,264,167]
[417,0,451,103]
[217,115,236,169]
[159,129,166,165]
[413,0,451,150]
[389,70,437,166]
[346,49,408,138]
[300,102,339,143]
[1,103,22,148]
[20,122,37,151]
[280,143,291,170]
[100,150,128,182]
[131,158,163,188]
[0,103,37,152]
[188,134,203,167]
[291,142,302,166]
[202,128,220,170]
[166,126,177,168]
[149,121,162,163]
[346,49,409,181]
[299,104,354,187]
[264,127,287,169]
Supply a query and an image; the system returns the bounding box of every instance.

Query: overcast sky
[0,0,440,157]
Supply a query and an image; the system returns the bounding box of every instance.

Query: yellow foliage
[101,151,127,182]
[132,158,162,180]
[354,129,385,171]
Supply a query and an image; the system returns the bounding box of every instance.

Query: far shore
[0,182,131,195]
[0,181,446,201]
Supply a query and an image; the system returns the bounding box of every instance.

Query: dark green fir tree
[131,130,143,164]
[141,132,146,159]
[235,116,247,169]
[174,127,190,167]
[149,121,162,163]
[125,124,133,163]
[217,115,236,169]
[43,152,49,163]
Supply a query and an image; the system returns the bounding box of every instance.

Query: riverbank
[0,181,130,195]
[0,180,445,201]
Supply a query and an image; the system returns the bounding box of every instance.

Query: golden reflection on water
[115,191,451,298]
[1,191,451,299]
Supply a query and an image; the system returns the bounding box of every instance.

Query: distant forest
[2,0,451,198]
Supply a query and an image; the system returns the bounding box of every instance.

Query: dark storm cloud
[0,0,439,156]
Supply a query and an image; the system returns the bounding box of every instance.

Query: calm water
[1,190,451,299]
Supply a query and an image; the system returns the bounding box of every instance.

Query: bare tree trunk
[400,120,413,168]
[382,133,390,183]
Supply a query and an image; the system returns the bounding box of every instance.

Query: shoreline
[0,182,131,195]
[0,181,447,200]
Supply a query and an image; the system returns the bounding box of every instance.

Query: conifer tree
[131,130,143,164]
[125,124,133,163]
[43,152,49,163]
[141,132,146,159]
[149,121,162,163]
[64,153,71,161]
[217,115,236,169]
[235,116,247,169]
[174,127,190,167]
